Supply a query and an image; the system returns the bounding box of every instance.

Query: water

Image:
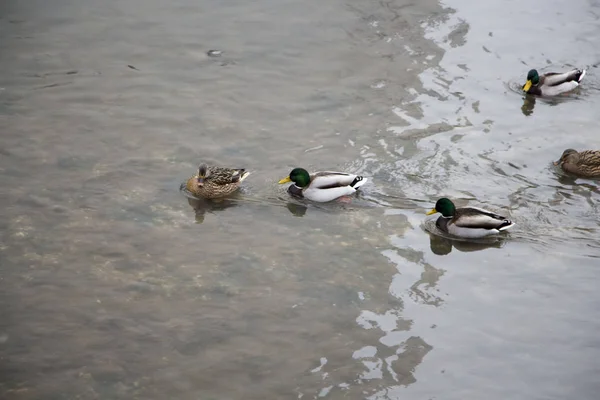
[1,0,599,399]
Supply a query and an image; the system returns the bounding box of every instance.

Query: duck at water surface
[554,149,600,178]
[278,168,367,202]
[426,198,514,239]
[185,163,250,199]
[522,68,586,96]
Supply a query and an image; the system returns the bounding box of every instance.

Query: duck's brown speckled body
[555,149,600,178]
[185,163,250,199]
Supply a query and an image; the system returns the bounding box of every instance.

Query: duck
[184,163,250,199]
[554,149,600,178]
[426,198,514,238]
[278,168,367,202]
[522,68,586,96]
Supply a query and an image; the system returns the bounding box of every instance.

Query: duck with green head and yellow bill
[522,68,586,96]
[426,198,514,238]
[554,149,600,178]
[185,163,250,199]
[278,167,367,202]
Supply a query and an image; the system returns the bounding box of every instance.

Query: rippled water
[1,0,600,398]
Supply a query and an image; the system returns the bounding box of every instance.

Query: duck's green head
[278,168,311,187]
[523,69,540,92]
[426,198,456,218]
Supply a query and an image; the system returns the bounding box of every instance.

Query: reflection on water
[521,95,536,116]
[306,228,442,397]
[552,174,600,210]
[285,202,308,217]
[428,233,506,255]
[185,196,240,224]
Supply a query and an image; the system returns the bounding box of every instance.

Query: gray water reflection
[185,196,240,224]
[427,233,506,255]
[521,95,536,117]
[368,217,600,400]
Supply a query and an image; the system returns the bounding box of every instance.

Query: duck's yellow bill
[426,208,438,215]
[278,176,292,184]
[522,80,532,92]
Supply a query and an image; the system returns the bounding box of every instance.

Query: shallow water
[1,0,600,399]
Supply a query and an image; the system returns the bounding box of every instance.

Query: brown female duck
[554,149,600,178]
[185,163,250,199]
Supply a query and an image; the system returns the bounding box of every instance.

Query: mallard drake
[522,68,586,96]
[278,168,367,202]
[554,149,600,178]
[185,163,250,199]
[426,198,514,238]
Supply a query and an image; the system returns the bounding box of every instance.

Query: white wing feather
[447,225,502,238]
[310,172,358,188]
[541,69,585,96]
[299,171,368,202]
[542,70,579,85]
[541,81,580,96]
[449,206,514,237]
[303,185,357,202]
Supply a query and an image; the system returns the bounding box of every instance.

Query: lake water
[1,0,600,399]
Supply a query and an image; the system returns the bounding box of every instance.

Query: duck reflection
[282,195,365,218]
[428,232,506,255]
[552,173,599,208]
[286,201,308,217]
[186,197,238,224]
[521,94,536,116]
[555,171,579,186]
[180,181,242,223]
[521,93,573,117]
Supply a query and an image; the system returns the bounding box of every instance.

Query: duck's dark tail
[574,69,586,83]
[350,176,367,189]
[497,219,515,231]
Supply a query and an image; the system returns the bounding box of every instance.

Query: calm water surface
[1,0,600,398]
